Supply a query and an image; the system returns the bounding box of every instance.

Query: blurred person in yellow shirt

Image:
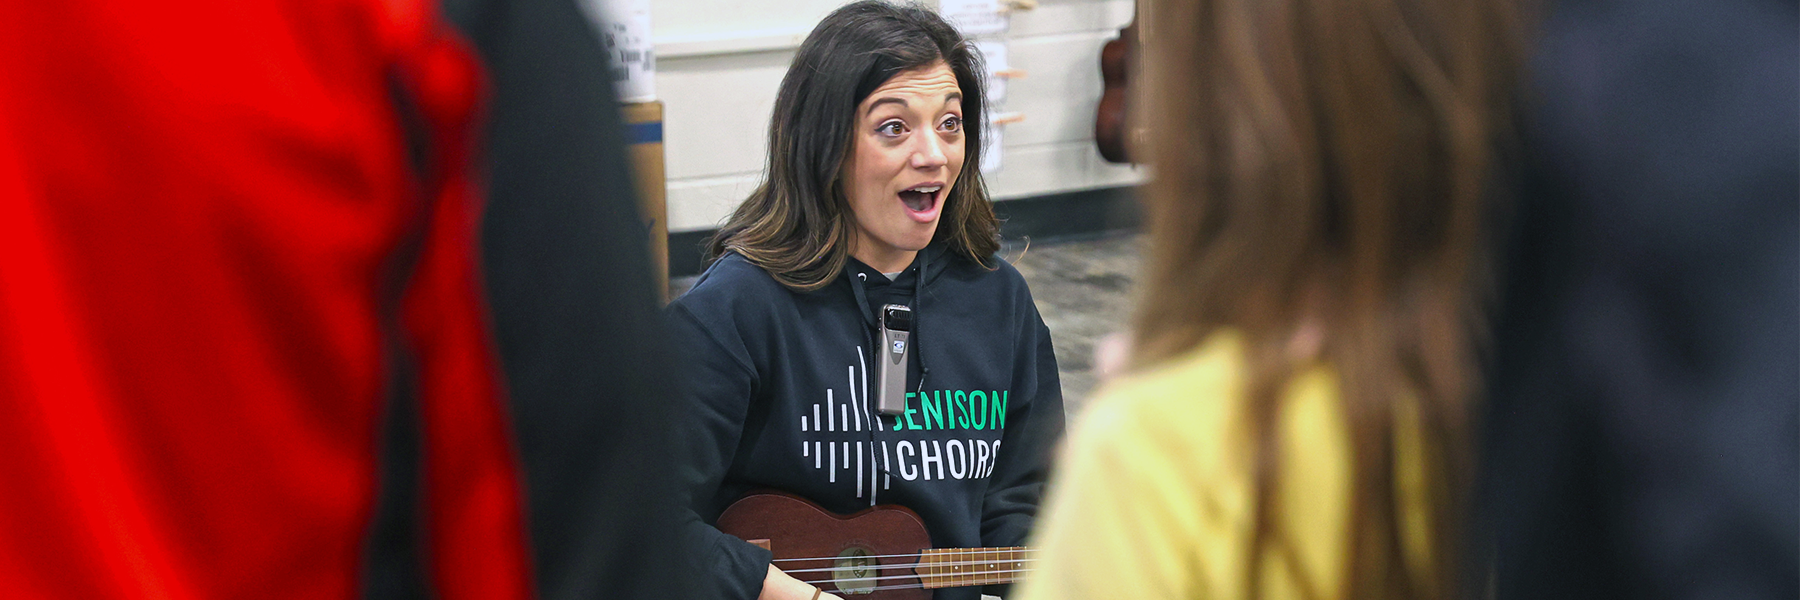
[1017,0,1523,598]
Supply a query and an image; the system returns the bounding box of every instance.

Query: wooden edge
[619,100,663,123]
[748,539,772,551]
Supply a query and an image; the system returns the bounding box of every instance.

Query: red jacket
[0,1,533,597]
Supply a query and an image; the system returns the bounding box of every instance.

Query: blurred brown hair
[1129,0,1522,598]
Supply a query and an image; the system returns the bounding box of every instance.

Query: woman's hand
[759,565,844,600]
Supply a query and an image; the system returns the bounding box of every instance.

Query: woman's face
[842,61,966,273]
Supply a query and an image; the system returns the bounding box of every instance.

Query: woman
[668,3,1065,600]
[1018,0,1521,599]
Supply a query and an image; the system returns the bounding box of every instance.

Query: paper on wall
[981,115,1003,173]
[581,0,657,102]
[939,0,1008,37]
[971,40,1008,104]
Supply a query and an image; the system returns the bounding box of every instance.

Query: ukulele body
[1094,17,1137,163]
[718,492,934,599]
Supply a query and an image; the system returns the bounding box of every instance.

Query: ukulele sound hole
[831,546,877,595]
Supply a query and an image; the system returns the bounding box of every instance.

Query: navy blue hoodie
[670,244,1064,600]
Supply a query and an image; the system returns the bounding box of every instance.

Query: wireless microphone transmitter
[877,304,912,415]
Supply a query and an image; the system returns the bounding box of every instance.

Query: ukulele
[1093,16,1138,164]
[716,492,1037,599]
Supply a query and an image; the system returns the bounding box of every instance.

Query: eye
[940,116,963,133]
[877,120,906,137]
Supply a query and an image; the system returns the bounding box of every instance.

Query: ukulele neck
[914,547,1031,589]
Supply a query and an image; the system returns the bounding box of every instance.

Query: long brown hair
[706,1,1000,291]
[1130,0,1521,598]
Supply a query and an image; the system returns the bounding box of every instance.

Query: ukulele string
[779,556,1041,574]
[771,553,1041,565]
[800,568,1041,593]
[771,548,1039,563]
[796,567,1037,588]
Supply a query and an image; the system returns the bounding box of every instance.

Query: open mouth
[899,184,942,213]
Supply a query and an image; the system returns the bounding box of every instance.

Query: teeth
[908,185,942,193]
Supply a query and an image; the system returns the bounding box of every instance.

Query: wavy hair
[705,0,999,291]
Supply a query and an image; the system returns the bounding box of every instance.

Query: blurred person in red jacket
[0,1,532,597]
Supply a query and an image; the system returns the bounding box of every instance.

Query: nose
[909,129,948,171]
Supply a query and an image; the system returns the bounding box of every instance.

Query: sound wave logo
[797,346,889,505]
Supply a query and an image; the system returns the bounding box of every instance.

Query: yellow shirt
[1016,332,1430,600]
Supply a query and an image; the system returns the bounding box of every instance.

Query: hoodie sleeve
[981,306,1067,596]
[667,300,773,600]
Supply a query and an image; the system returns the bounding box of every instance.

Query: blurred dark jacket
[1481,0,1798,598]
[366,0,694,597]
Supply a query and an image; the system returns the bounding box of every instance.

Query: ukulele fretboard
[914,547,1033,589]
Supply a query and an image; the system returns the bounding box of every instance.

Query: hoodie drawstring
[845,251,932,402]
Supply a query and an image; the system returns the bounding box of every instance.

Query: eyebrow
[865,92,964,115]
[867,97,908,113]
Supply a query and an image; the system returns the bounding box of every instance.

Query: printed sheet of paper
[981,116,1003,173]
[971,40,1008,104]
[581,0,656,102]
[939,0,1008,36]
